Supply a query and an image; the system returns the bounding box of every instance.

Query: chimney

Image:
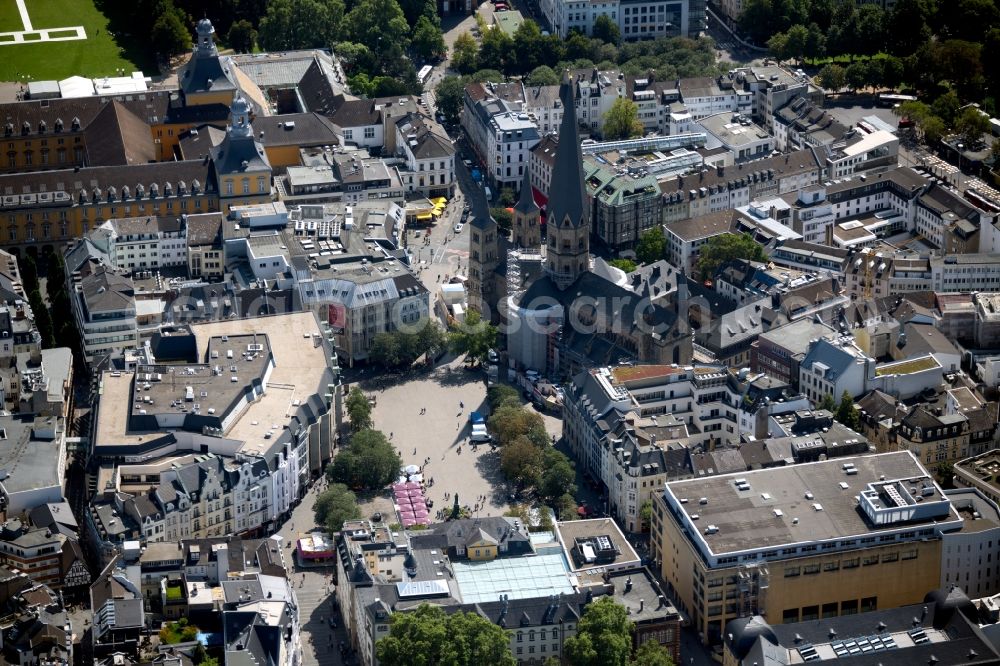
[625,577,633,593]
[639,599,645,613]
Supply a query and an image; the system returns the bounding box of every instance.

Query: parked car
[454,222,464,233]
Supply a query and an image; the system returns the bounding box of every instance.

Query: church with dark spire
[544,77,591,290]
[504,74,691,377]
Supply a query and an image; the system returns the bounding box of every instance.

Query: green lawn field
[0,0,152,82]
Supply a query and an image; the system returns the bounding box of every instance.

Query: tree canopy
[696,233,768,280]
[369,321,446,368]
[592,14,621,45]
[487,385,522,412]
[467,20,726,84]
[835,390,860,431]
[954,106,991,146]
[527,65,561,86]
[488,404,547,447]
[603,98,644,140]
[635,227,666,265]
[411,15,446,61]
[449,309,498,364]
[226,20,258,52]
[346,386,373,431]
[434,76,466,125]
[376,605,517,666]
[817,63,846,92]
[539,448,576,504]
[735,0,1000,108]
[451,32,479,74]
[564,597,634,666]
[159,618,199,645]
[314,483,362,532]
[328,429,401,491]
[500,435,545,489]
[257,0,343,51]
[631,641,676,666]
[151,3,193,57]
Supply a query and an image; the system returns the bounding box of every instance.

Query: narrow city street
[275,483,346,666]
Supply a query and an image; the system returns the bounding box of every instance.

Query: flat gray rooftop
[131,334,272,429]
[95,312,330,453]
[0,415,63,495]
[556,518,641,571]
[665,451,952,555]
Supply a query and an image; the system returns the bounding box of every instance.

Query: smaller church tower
[512,168,541,249]
[545,75,590,290]
[468,215,499,316]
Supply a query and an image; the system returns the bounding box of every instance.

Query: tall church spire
[545,74,590,290]
[546,75,589,232]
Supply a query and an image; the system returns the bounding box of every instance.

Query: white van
[471,424,491,443]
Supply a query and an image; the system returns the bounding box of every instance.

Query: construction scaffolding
[507,247,523,299]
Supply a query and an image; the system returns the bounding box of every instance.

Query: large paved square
[354,357,561,522]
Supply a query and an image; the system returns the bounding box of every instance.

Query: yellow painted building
[179,19,240,108]
[209,94,273,214]
[651,451,957,645]
[0,161,217,249]
[465,529,500,560]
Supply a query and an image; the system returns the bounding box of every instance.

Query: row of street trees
[746,0,1000,115]
[488,386,579,519]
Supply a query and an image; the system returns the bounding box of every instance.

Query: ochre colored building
[651,452,953,645]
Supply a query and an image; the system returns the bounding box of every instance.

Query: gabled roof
[80,267,134,314]
[800,338,861,381]
[83,101,156,167]
[329,99,382,128]
[396,112,454,160]
[856,389,898,421]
